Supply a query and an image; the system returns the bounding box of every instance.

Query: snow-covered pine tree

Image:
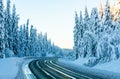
[81,7,95,58]
[0,0,5,58]
[45,34,53,56]
[18,25,24,57]
[35,33,43,57]
[90,8,102,37]
[73,12,79,59]
[78,11,84,57]
[42,33,48,56]
[21,24,26,56]
[97,33,112,62]
[89,8,102,57]
[4,0,12,50]
[83,7,91,32]
[29,25,37,56]
[11,5,19,55]
[24,19,29,56]
[103,0,113,34]
[79,11,83,38]
[47,39,52,55]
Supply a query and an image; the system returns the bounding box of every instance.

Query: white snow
[4,48,15,58]
[58,58,120,79]
[59,58,120,72]
[59,58,88,66]
[94,59,120,73]
[0,57,23,79]
[46,54,55,57]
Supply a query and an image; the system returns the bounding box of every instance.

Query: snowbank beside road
[58,58,120,79]
[59,58,88,66]
[59,58,120,73]
[0,57,23,79]
[94,59,120,73]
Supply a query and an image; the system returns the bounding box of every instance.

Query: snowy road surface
[1,57,120,79]
[28,58,104,79]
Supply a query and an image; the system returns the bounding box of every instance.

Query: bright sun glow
[99,0,120,21]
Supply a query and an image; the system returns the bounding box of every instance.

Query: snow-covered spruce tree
[73,12,79,59]
[35,33,43,57]
[90,8,102,36]
[11,5,19,55]
[22,25,26,56]
[0,0,5,58]
[79,11,84,38]
[97,34,112,62]
[97,32,120,62]
[4,0,12,50]
[46,37,56,56]
[83,7,91,32]
[109,33,120,60]
[103,0,113,34]
[47,39,52,54]
[90,7,104,58]
[36,32,46,57]
[17,25,25,57]
[81,7,95,58]
[47,39,56,56]
[42,33,48,57]
[78,11,84,57]
[24,19,29,56]
[20,24,29,56]
[82,31,95,58]
[18,24,29,57]
[96,0,118,63]
[29,25,37,56]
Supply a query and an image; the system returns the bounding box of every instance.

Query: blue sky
[3,0,108,49]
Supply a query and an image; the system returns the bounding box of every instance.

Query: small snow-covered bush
[0,53,4,59]
[84,57,99,67]
[4,48,15,58]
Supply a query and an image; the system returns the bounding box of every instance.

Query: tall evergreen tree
[78,11,84,57]
[24,19,29,56]
[0,0,5,58]
[42,33,48,56]
[18,25,24,57]
[29,25,37,56]
[103,0,113,33]
[90,8,102,36]
[83,7,91,31]
[73,12,79,59]
[79,11,83,38]
[11,5,19,55]
[35,33,43,57]
[4,0,12,49]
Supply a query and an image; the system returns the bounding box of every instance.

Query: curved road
[29,58,102,79]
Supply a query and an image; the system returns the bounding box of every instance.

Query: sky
[3,0,108,49]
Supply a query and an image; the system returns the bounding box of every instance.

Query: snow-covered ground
[59,58,88,66]
[59,58,120,73]
[58,58,120,79]
[94,59,120,73]
[0,57,23,79]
